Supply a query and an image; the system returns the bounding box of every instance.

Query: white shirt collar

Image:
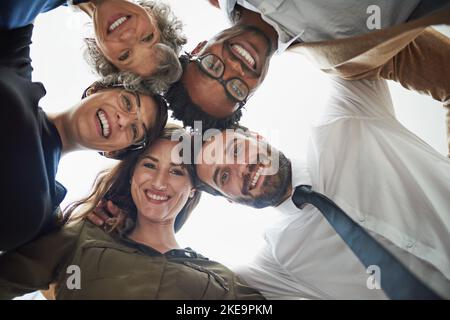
[218,0,237,23]
[275,158,312,216]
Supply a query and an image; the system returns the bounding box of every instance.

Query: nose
[231,163,247,179]
[119,28,137,42]
[152,170,168,191]
[116,111,136,130]
[226,56,245,77]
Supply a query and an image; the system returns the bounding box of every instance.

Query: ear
[191,41,208,56]
[189,188,196,198]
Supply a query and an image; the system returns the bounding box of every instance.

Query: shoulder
[318,77,394,123]
[0,66,46,109]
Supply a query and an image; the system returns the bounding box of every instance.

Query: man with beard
[166,0,450,155]
[193,76,450,299]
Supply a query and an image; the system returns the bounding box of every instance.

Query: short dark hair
[165,54,243,131]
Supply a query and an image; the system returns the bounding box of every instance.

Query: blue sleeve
[0,0,85,29]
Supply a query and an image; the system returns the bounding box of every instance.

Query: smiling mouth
[96,109,111,138]
[244,163,268,193]
[250,165,264,189]
[231,44,256,70]
[107,15,131,34]
[249,165,264,191]
[145,190,170,203]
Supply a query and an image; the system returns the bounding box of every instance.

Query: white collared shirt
[235,77,450,299]
[218,0,420,52]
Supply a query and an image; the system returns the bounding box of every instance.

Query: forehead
[140,139,180,163]
[196,130,255,167]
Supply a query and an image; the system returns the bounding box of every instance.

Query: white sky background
[30,1,449,270]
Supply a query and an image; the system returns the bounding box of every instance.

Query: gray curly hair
[84,0,187,94]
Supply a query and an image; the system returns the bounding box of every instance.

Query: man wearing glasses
[166,0,450,155]
[166,22,276,130]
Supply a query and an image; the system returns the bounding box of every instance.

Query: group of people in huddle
[1,0,450,300]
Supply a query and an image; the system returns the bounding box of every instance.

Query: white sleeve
[320,77,396,122]
[233,244,314,300]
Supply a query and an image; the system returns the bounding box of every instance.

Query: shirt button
[358,216,365,223]
[406,241,414,249]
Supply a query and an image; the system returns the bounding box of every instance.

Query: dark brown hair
[67,124,201,233]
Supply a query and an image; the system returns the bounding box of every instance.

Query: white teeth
[108,16,128,33]
[97,110,110,137]
[231,44,255,68]
[146,191,169,201]
[250,166,264,188]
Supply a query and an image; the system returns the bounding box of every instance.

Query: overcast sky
[29,1,449,271]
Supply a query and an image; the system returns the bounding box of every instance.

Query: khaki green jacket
[0,221,264,300]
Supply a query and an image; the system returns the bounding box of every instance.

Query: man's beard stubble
[236,152,292,209]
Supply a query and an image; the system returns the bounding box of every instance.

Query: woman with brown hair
[0,125,264,300]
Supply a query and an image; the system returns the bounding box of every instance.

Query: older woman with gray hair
[81,0,187,94]
[1,0,187,94]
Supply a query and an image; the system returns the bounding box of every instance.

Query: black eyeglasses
[190,53,249,109]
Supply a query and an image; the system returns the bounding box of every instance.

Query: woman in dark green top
[0,125,264,300]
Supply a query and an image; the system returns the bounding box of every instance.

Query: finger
[106,200,121,216]
[97,198,106,208]
[95,210,111,222]
[94,199,106,211]
[87,213,104,226]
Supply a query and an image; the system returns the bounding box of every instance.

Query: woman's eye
[221,171,229,185]
[143,162,156,169]
[122,95,132,111]
[131,124,139,141]
[118,51,130,61]
[142,34,154,43]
